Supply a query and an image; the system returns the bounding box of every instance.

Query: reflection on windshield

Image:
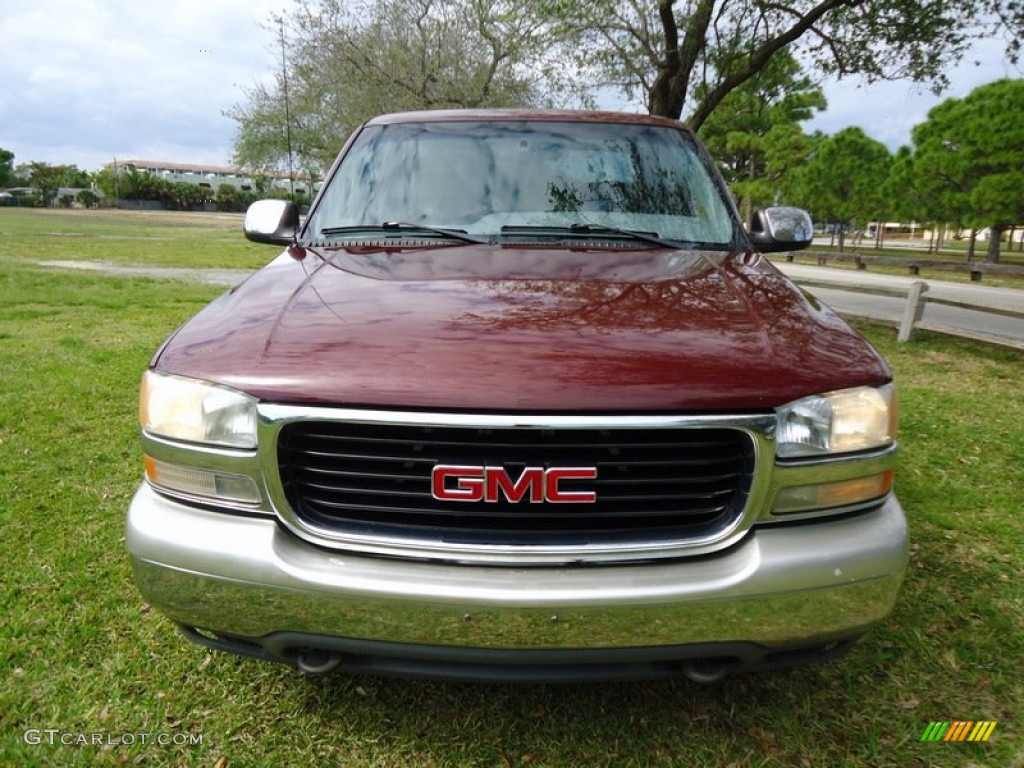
[547,142,695,218]
[306,120,740,246]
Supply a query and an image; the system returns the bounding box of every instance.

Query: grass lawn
[1,212,1022,767]
[0,208,276,269]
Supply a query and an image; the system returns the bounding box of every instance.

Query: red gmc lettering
[486,466,544,503]
[432,466,597,503]
[430,466,484,500]
[545,468,598,503]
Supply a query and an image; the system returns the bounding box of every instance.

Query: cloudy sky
[0,0,289,171]
[1,0,1019,173]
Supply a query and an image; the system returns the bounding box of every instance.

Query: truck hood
[154,243,890,411]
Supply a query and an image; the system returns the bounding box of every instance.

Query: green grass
[0,208,276,269]
[1,214,1022,767]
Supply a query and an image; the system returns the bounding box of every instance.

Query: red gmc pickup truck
[127,110,907,682]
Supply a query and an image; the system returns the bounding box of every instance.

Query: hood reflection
[155,244,890,411]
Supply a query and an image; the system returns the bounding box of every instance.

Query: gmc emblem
[431,465,598,504]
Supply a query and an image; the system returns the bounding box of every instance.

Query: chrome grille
[276,420,755,548]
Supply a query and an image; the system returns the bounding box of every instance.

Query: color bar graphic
[920,721,997,742]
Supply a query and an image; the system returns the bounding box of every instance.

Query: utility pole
[279,18,296,200]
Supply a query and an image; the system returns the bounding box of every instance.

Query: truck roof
[365,108,691,130]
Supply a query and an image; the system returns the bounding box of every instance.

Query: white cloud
[0,0,289,171]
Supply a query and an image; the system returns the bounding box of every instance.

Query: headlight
[140,371,257,449]
[776,384,896,458]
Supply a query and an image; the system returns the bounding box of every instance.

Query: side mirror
[748,206,813,253]
[243,199,300,245]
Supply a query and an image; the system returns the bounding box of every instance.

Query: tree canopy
[909,78,1024,262]
[19,163,92,206]
[696,51,825,224]
[229,0,581,172]
[0,148,14,188]
[543,0,1024,128]
[788,127,892,249]
[232,0,1023,175]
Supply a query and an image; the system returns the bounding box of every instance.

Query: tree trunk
[987,224,1004,263]
[648,0,714,120]
[684,0,850,130]
[1007,225,1019,251]
[967,228,977,262]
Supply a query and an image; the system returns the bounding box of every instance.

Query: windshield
[306,119,742,247]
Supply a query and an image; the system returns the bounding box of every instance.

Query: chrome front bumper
[127,483,908,676]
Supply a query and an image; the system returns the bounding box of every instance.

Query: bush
[216,183,240,212]
[76,190,99,209]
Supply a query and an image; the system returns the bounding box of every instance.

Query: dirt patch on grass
[36,259,254,286]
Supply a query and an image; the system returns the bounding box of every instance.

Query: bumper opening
[178,623,863,684]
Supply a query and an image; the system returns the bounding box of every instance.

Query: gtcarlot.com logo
[23,729,203,747]
[920,721,997,742]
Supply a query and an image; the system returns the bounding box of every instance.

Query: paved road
[776,263,1024,349]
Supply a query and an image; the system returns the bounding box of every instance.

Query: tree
[910,79,1024,263]
[76,189,99,208]
[540,1,1024,127]
[93,167,117,201]
[696,51,825,225]
[215,183,258,212]
[229,0,582,172]
[24,162,89,207]
[884,146,944,251]
[216,183,241,212]
[166,182,207,211]
[789,127,892,251]
[234,0,1023,176]
[0,148,14,188]
[60,166,92,188]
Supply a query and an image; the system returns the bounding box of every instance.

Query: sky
[1,0,1020,173]
[0,0,289,171]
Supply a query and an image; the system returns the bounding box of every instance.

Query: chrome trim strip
[775,442,898,468]
[256,406,777,565]
[259,405,779,430]
[143,480,263,511]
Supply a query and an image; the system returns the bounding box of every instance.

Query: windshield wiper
[500,224,685,250]
[319,222,489,245]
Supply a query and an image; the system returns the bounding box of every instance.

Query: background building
[107,159,315,197]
